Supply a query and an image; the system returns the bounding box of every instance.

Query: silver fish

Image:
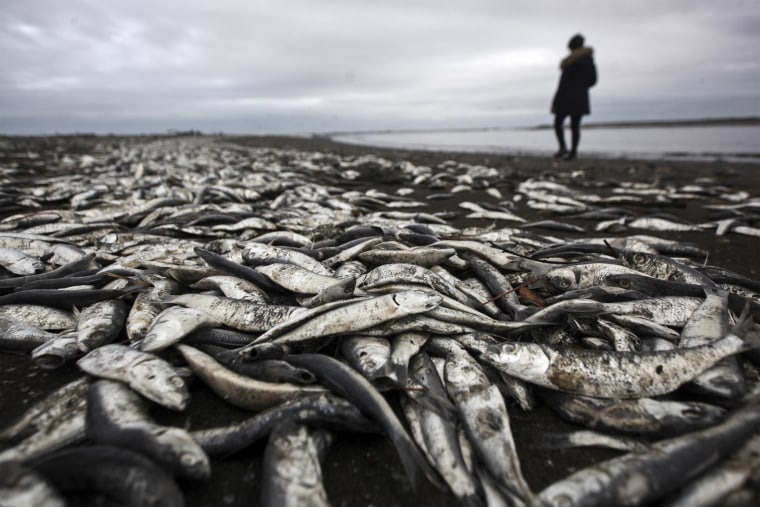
[168,293,304,333]
[463,323,756,399]
[253,290,441,347]
[77,344,189,410]
[535,401,760,507]
[0,317,60,352]
[401,352,485,507]
[141,305,221,352]
[75,299,128,352]
[255,262,344,294]
[261,422,333,507]
[86,379,210,479]
[176,344,326,411]
[0,460,66,507]
[0,304,77,331]
[0,247,45,275]
[431,338,534,506]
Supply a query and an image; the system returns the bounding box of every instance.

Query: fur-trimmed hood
[560,47,593,70]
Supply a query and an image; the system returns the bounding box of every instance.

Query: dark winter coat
[551,47,597,116]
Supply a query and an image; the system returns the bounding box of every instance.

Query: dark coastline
[2,134,760,506]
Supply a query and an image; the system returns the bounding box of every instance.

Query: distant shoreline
[321,116,760,139]
[530,116,760,130]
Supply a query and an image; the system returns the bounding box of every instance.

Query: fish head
[639,398,727,433]
[543,267,579,292]
[392,290,442,312]
[496,342,551,380]
[622,251,655,272]
[127,358,189,411]
[152,427,211,479]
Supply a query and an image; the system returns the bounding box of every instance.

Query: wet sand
[1,134,759,506]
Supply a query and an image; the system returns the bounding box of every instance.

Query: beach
[2,134,760,506]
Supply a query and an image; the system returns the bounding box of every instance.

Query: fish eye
[633,253,647,264]
[558,279,572,289]
[617,278,631,289]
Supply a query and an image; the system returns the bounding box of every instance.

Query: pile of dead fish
[1,136,760,507]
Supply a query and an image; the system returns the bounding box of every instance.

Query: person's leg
[553,113,567,157]
[566,114,582,159]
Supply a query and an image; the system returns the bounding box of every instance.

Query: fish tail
[733,303,759,351]
[389,432,444,493]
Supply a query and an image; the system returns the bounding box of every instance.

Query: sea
[332,124,760,163]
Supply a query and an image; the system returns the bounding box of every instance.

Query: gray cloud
[1,0,758,134]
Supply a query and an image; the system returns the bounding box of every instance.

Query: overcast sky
[2,0,759,135]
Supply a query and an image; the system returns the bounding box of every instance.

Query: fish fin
[730,304,760,356]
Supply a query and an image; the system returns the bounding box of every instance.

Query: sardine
[462,321,757,398]
[141,305,221,352]
[285,352,444,493]
[77,344,189,410]
[75,299,128,352]
[535,401,760,507]
[30,445,185,507]
[191,393,376,457]
[176,344,325,411]
[0,460,66,507]
[430,338,534,506]
[261,422,333,507]
[86,379,210,479]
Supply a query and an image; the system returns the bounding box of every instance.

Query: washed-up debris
[1,136,760,507]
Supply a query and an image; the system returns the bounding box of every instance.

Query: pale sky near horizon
[2,0,759,135]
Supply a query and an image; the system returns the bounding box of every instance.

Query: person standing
[551,34,597,160]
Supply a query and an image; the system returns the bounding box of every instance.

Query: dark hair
[568,34,584,50]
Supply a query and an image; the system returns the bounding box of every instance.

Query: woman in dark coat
[551,34,597,160]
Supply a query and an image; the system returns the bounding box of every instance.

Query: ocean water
[333,125,760,163]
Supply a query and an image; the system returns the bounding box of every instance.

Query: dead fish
[0,460,66,507]
[0,377,89,443]
[0,317,61,352]
[176,344,326,411]
[0,247,45,275]
[255,262,345,295]
[529,429,650,453]
[141,305,221,352]
[0,304,76,331]
[31,335,82,369]
[190,274,270,303]
[538,389,726,436]
[191,393,376,458]
[617,250,717,287]
[242,242,335,276]
[0,388,87,463]
[86,379,210,479]
[285,352,444,493]
[679,288,745,400]
[401,352,485,507]
[429,338,534,506]
[167,293,304,333]
[357,245,457,268]
[340,335,392,385]
[75,299,128,352]
[249,290,441,348]
[125,276,183,342]
[77,344,189,410]
[664,432,760,507]
[535,400,760,507]
[261,422,333,507]
[29,445,185,507]
[461,320,758,399]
